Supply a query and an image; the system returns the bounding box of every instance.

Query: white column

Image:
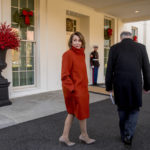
[0,0,2,22]
[143,21,147,45]
[1,0,11,23]
[38,0,49,90]
[145,21,150,60]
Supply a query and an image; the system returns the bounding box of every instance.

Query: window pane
[104,68,107,76]
[104,40,110,47]
[20,72,27,86]
[28,0,34,10]
[31,43,34,56]
[12,50,20,71]
[26,42,34,57]
[20,27,27,40]
[20,57,26,71]
[104,49,107,58]
[104,57,108,64]
[11,0,18,7]
[27,27,34,41]
[11,7,18,22]
[30,15,34,25]
[20,41,26,57]
[11,23,19,28]
[20,0,27,8]
[13,72,19,86]
[26,57,34,70]
[27,71,34,85]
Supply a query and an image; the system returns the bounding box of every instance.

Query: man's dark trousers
[92,67,99,85]
[118,108,139,141]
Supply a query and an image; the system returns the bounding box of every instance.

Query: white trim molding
[1,0,11,23]
[0,0,2,22]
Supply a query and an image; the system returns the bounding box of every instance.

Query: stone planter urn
[0,49,12,106]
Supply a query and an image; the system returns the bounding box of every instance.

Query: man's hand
[108,91,114,96]
[91,66,94,68]
[108,90,113,94]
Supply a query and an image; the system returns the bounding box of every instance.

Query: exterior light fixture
[135,10,140,13]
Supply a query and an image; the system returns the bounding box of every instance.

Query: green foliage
[13,8,33,28]
[104,29,110,40]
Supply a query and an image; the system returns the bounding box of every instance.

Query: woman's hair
[68,32,85,49]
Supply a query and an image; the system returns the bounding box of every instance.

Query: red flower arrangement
[107,28,112,37]
[0,23,20,50]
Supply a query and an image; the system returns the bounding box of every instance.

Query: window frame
[11,0,37,89]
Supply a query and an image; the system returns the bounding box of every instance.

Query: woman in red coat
[59,32,95,146]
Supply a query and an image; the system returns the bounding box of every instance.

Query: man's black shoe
[123,135,132,145]
[93,83,97,86]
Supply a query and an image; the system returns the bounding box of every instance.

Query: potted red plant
[0,22,20,106]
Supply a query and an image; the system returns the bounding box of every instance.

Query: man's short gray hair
[120,31,132,39]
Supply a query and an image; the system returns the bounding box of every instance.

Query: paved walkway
[0,90,109,129]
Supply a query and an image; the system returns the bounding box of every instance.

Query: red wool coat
[61,46,89,120]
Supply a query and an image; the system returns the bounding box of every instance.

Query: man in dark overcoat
[105,31,150,145]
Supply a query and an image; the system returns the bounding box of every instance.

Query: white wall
[123,21,150,61]
[80,15,90,80]
[117,19,124,42]
[145,21,150,59]
[64,1,120,84]
[46,0,66,91]
[89,12,105,83]
[38,0,120,92]
[8,0,150,98]
[1,0,121,98]
[123,21,144,43]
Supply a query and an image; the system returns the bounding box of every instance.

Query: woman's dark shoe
[59,136,75,146]
[79,135,96,144]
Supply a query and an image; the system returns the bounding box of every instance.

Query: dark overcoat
[105,38,150,109]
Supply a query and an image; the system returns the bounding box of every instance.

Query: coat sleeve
[142,46,150,91]
[105,47,114,91]
[61,52,75,92]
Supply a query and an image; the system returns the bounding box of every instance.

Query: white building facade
[0,0,149,98]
